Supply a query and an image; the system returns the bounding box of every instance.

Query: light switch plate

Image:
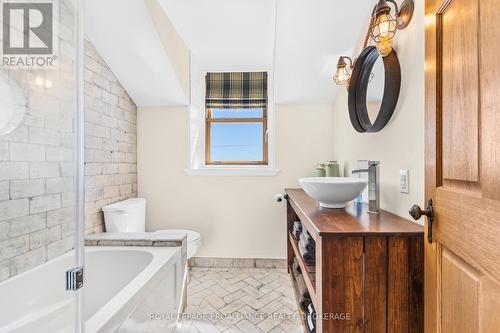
[400,169,409,193]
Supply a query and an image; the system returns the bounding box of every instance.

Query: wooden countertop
[285,188,423,239]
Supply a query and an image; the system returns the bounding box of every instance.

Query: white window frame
[185,64,278,176]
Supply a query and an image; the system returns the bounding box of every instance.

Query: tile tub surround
[0,39,137,281]
[85,232,187,262]
[175,267,304,333]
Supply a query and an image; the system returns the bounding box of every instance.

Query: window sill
[184,167,281,176]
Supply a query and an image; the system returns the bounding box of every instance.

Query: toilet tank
[102,198,146,232]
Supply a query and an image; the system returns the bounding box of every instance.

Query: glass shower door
[0,0,85,332]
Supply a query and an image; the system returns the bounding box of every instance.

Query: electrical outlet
[400,169,409,193]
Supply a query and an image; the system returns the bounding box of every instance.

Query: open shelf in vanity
[285,189,424,333]
[288,231,316,333]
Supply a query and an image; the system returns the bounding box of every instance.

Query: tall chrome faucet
[352,160,380,214]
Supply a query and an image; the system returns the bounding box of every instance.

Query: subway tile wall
[0,37,137,281]
[83,40,137,236]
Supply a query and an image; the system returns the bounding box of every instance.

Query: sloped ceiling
[85,0,189,107]
[86,0,372,106]
[273,0,369,104]
[158,0,277,68]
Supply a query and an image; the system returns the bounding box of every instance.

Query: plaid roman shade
[205,72,268,109]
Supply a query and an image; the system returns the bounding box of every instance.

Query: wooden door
[425,0,500,332]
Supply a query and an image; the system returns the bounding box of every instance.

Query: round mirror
[366,56,385,124]
[347,46,401,133]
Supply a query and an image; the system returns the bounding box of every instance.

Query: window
[205,72,268,165]
[206,108,267,165]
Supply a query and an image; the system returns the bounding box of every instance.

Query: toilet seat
[155,229,200,242]
[155,229,201,259]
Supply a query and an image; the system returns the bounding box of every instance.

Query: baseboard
[188,257,287,269]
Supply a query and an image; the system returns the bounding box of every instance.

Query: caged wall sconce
[333,56,353,86]
[333,0,414,86]
[370,0,414,56]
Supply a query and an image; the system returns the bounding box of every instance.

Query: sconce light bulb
[334,57,353,85]
[334,67,350,85]
[376,39,393,57]
[371,11,397,43]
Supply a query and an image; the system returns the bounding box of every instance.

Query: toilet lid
[102,198,146,212]
[155,229,201,243]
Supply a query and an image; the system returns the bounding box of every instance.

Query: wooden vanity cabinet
[285,189,424,333]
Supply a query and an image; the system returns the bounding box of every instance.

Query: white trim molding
[184,167,280,177]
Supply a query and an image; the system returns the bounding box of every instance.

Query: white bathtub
[0,246,183,333]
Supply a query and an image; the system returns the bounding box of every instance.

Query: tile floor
[175,267,304,333]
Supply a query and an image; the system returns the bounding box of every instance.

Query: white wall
[138,104,334,258]
[331,0,425,219]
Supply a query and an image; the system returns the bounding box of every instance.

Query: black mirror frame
[348,46,401,133]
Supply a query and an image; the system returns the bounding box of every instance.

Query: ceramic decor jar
[315,163,326,177]
[325,160,340,177]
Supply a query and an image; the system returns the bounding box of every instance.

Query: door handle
[409,199,435,243]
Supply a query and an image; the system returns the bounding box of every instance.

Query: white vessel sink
[299,177,368,208]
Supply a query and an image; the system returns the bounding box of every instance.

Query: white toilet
[102,198,201,259]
